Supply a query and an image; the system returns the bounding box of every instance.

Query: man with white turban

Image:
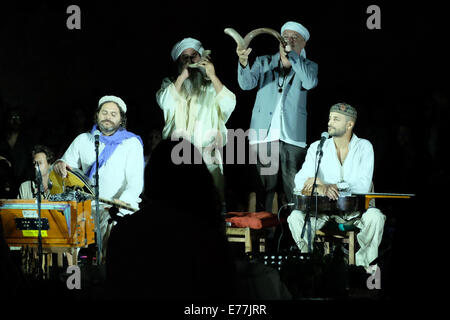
[236,21,318,213]
[156,37,236,205]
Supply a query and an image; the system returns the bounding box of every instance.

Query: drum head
[49,167,94,195]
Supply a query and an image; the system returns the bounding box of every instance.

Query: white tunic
[156,78,236,150]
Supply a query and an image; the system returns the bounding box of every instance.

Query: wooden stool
[315,230,356,265]
[44,247,78,267]
[22,247,78,279]
[226,227,268,253]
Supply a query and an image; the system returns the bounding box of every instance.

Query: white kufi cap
[98,95,127,113]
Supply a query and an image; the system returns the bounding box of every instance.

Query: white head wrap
[98,95,127,113]
[281,21,310,41]
[170,37,205,61]
[281,21,310,58]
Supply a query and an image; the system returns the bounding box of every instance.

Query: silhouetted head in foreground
[106,139,234,300]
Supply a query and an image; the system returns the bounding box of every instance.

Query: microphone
[34,161,43,194]
[316,132,329,155]
[94,130,101,145]
[34,161,40,176]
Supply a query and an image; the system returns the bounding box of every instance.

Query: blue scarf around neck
[87,124,144,180]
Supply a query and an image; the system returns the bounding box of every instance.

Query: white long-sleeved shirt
[250,90,307,148]
[61,132,144,212]
[294,134,374,194]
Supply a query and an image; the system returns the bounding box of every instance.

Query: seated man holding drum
[287,102,385,271]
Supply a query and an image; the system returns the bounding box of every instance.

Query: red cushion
[226,211,279,229]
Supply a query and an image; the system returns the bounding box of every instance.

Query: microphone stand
[94,134,102,263]
[300,148,324,252]
[35,164,43,280]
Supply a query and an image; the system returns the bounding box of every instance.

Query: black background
[1,2,446,129]
[0,0,448,304]
[0,4,446,135]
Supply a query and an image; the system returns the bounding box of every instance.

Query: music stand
[35,163,44,279]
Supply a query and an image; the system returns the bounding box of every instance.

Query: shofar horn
[224,27,287,50]
[188,49,212,68]
[188,49,212,79]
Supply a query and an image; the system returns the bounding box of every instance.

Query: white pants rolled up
[287,208,386,267]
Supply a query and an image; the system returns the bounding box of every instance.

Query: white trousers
[287,208,386,267]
